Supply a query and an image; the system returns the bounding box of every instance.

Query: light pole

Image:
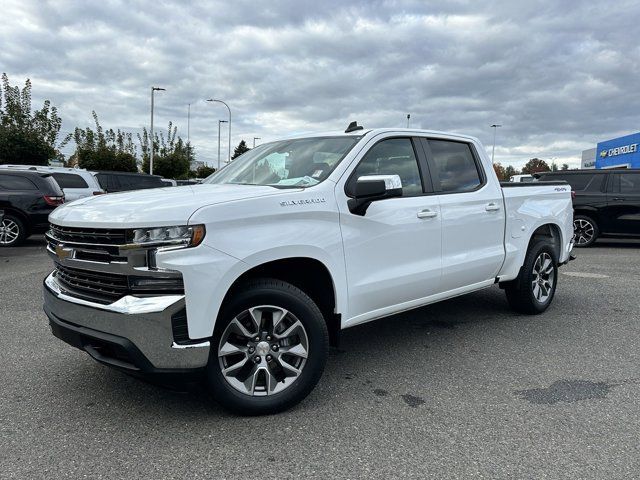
[490,124,502,163]
[207,99,231,163]
[253,137,261,148]
[187,103,191,166]
[217,120,228,170]
[406,114,411,128]
[150,87,165,175]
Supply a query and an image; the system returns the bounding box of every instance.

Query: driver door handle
[485,202,501,212]
[417,209,438,219]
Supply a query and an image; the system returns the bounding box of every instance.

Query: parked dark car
[0,170,65,246]
[93,171,165,193]
[536,169,640,246]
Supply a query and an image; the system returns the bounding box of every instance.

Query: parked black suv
[536,169,640,246]
[0,170,65,246]
[94,171,165,193]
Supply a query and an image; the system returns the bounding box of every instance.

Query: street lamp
[253,137,261,148]
[490,124,502,163]
[207,99,231,163]
[217,120,228,170]
[150,87,165,175]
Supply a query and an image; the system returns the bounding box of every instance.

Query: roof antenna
[345,121,364,133]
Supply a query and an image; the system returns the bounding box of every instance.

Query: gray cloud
[1,0,638,167]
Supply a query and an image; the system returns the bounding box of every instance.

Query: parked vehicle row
[43,126,574,414]
[0,170,65,246]
[0,166,183,246]
[535,169,640,246]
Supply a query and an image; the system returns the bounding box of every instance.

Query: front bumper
[43,272,210,373]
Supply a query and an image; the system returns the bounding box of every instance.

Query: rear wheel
[504,240,558,314]
[207,278,329,415]
[573,215,598,247]
[0,214,26,247]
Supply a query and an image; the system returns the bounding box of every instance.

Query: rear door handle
[417,209,438,219]
[485,202,501,212]
[612,197,625,202]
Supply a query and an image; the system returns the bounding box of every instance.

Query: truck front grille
[55,264,129,304]
[49,225,128,245]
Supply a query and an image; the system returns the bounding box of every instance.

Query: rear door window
[426,140,483,193]
[51,173,89,189]
[0,175,38,190]
[612,173,640,194]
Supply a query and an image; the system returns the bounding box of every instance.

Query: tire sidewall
[0,214,25,247]
[207,280,329,415]
[573,215,598,247]
[523,241,558,313]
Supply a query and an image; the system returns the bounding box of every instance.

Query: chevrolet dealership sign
[596,132,640,168]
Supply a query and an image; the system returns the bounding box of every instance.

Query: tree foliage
[139,123,192,179]
[232,139,250,159]
[504,165,520,179]
[0,73,63,165]
[521,158,551,174]
[195,164,216,178]
[561,163,569,171]
[492,162,507,181]
[66,111,137,172]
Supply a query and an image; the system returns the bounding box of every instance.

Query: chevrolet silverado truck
[43,125,574,415]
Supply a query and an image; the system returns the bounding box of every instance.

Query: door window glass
[615,173,640,194]
[0,175,38,190]
[349,138,423,196]
[428,140,482,193]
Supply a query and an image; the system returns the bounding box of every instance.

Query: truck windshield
[203,136,361,188]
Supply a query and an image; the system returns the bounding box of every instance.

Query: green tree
[67,111,137,172]
[232,139,250,159]
[0,73,63,165]
[551,162,559,172]
[504,165,520,179]
[521,158,551,174]
[561,163,569,171]
[139,122,192,179]
[195,164,216,178]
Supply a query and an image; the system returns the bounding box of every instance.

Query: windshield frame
[202,135,363,189]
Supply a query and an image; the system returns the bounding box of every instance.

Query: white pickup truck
[44,125,574,414]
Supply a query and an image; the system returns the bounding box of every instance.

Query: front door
[338,137,442,324]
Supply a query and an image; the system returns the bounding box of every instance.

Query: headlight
[127,224,206,248]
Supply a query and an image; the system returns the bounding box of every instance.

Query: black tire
[0,214,26,247]
[207,278,329,415]
[573,215,599,247]
[504,240,558,314]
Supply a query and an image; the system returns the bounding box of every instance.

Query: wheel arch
[218,257,341,347]
[528,222,563,260]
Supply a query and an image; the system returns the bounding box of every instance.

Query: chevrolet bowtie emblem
[55,244,73,261]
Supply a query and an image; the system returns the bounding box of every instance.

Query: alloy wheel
[531,252,555,303]
[573,219,595,246]
[218,305,309,396]
[0,218,20,245]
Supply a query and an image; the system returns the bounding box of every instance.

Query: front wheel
[504,240,558,314]
[207,278,329,415]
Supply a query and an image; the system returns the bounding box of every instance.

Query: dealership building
[581,132,640,168]
[581,131,640,169]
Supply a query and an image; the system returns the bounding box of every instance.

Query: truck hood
[49,184,294,228]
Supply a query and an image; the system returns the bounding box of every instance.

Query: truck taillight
[571,191,576,200]
[44,195,65,206]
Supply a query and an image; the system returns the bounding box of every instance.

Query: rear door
[605,172,640,234]
[420,138,505,291]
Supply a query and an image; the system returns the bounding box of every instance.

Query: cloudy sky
[1,0,638,168]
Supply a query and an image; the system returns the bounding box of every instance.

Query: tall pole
[253,137,261,148]
[150,86,165,175]
[187,103,191,165]
[406,114,410,128]
[217,120,228,170]
[490,124,502,163]
[207,99,231,163]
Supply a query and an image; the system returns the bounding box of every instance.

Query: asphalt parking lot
[1,236,639,479]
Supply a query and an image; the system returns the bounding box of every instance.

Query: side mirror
[348,174,403,215]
